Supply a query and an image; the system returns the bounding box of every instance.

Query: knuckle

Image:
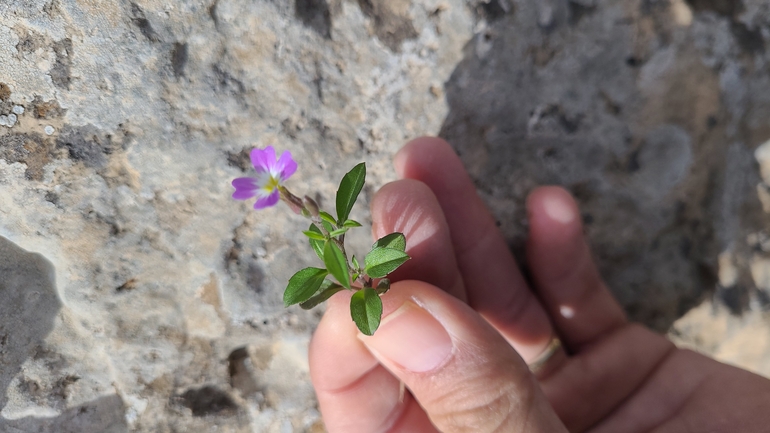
[429,371,538,433]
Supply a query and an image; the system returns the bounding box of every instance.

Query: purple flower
[232,146,297,209]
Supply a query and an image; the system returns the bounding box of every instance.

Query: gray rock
[0,236,61,411]
[440,0,770,330]
[0,237,127,432]
[0,0,470,430]
[1,0,770,431]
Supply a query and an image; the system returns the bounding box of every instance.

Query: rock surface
[0,0,769,431]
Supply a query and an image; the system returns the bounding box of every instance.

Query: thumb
[359,280,567,433]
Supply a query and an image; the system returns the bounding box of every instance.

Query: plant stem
[282,186,371,289]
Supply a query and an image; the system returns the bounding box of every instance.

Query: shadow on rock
[0,237,127,432]
[439,1,767,331]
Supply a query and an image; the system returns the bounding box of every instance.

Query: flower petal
[232,177,259,200]
[250,146,277,174]
[254,190,280,209]
[276,150,297,180]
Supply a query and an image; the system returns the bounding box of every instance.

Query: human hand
[309,137,770,432]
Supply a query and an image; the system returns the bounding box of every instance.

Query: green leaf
[308,222,336,260]
[319,211,337,227]
[351,255,360,270]
[283,267,328,307]
[302,230,326,241]
[364,247,410,278]
[350,287,383,336]
[329,227,350,238]
[307,224,325,260]
[299,280,345,310]
[324,241,351,289]
[372,232,406,252]
[336,163,366,224]
[343,219,363,228]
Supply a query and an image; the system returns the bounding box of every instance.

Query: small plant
[232,146,410,335]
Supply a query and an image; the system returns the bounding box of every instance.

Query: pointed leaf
[343,219,363,228]
[351,255,360,270]
[350,287,383,336]
[372,232,406,252]
[284,267,328,307]
[364,247,410,278]
[299,280,345,310]
[308,222,335,260]
[319,211,337,227]
[336,163,366,224]
[307,224,325,260]
[302,230,326,241]
[329,227,350,237]
[324,241,351,289]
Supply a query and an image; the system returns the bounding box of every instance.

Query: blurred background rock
[0,0,768,431]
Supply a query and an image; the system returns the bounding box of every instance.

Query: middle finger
[391,137,554,361]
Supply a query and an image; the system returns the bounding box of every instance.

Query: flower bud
[280,188,305,214]
[286,200,303,215]
[303,196,320,217]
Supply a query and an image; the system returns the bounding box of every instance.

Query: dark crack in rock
[468,0,515,23]
[226,148,251,172]
[0,82,10,101]
[479,0,513,21]
[685,0,744,17]
[50,38,73,90]
[178,386,238,417]
[57,125,117,169]
[171,42,189,78]
[130,3,161,42]
[568,0,596,25]
[357,0,419,52]
[730,21,765,55]
[228,347,260,396]
[296,0,333,39]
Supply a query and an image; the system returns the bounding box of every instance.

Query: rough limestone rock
[1,0,769,431]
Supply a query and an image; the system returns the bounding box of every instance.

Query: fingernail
[542,195,576,224]
[360,300,452,373]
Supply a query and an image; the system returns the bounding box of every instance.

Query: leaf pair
[283,263,382,336]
